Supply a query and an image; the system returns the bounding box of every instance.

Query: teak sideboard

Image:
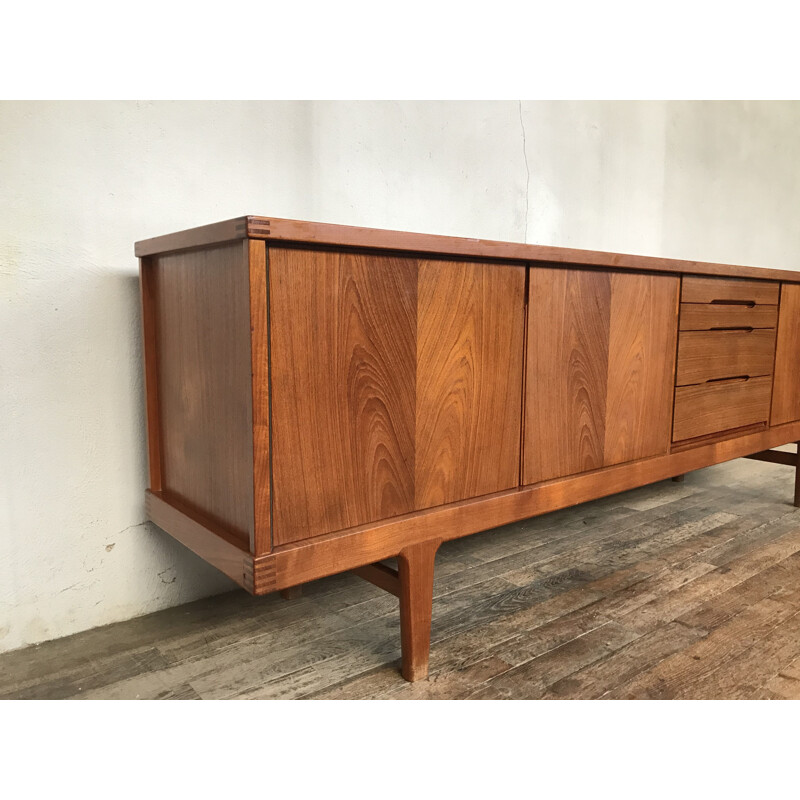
[136,216,800,682]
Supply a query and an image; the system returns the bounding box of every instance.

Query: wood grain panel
[679,303,777,331]
[525,268,678,484]
[151,242,254,546]
[673,377,772,442]
[676,329,777,386]
[682,276,779,305]
[270,250,526,543]
[524,268,610,483]
[248,240,271,555]
[269,248,417,545]
[605,273,679,466]
[415,261,525,508]
[771,283,800,425]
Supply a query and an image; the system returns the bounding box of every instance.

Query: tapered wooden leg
[794,443,800,508]
[672,474,685,483]
[397,540,441,682]
[280,585,303,600]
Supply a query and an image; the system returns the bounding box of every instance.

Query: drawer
[675,329,776,386]
[678,302,778,331]
[672,376,772,442]
[681,276,779,305]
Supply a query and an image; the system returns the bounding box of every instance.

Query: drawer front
[672,376,772,442]
[682,276,779,305]
[675,329,776,386]
[678,302,778,331]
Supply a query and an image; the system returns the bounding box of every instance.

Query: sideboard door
[523,267,679,484]
[771,283,800,426]
[415,259,525,509]
[269,248,525,544]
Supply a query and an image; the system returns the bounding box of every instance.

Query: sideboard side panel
[151,242,255,547]
[771,283,800,426]
[415,260,525,508]
[269,248,418,545]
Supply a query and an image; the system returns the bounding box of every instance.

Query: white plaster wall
[0,101,316,653]
[1,100,799,655]
[305,101,528,240]
[520,100,800,268]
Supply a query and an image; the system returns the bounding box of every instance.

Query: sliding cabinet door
[269,248,526,544]
[524,267,679,484]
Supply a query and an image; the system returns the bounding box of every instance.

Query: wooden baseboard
[352,563,400,597]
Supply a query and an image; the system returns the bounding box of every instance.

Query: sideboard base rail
[744,448,798,467]
[352,562,401,597]
[744,442,800,506]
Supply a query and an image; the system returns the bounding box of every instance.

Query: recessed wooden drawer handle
[709,326,755,332]
[710,299,756,307]
[707,375,750,384]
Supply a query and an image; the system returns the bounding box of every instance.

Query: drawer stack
[672,276,779,442]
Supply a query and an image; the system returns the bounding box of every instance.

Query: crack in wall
[518,100,530,243]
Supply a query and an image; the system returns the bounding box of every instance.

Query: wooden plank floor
[4,457,800,700]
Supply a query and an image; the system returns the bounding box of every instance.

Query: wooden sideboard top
[135,215,800,283]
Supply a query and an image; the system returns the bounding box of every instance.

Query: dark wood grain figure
[415,260,524,508]
[268,247,417,545]
[525,268,610,482]
[524,268,678,484]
